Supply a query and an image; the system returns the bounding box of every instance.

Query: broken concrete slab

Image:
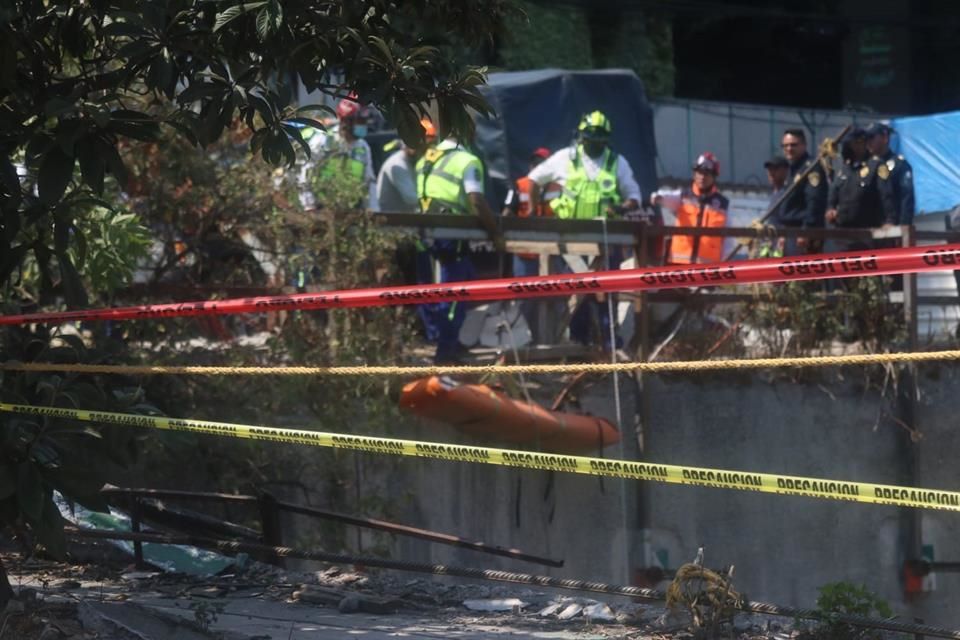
[78,600,215,640]
[462,598,528,612]
[557,602,583,620]
[291,584,404,614]
[582,602,616,621]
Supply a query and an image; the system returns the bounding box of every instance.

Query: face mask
[582,140,606,157]
[352,124,368,138]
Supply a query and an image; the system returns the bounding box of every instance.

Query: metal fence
[650,97,895,187]
[375,213,960,352]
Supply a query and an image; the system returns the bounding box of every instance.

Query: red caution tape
[3,243,960,326]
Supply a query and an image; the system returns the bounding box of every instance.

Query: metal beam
[101,486,562,567]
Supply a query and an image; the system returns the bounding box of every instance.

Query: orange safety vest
[515,177,560,260]
[668,185,729,264]
[515,177,559,217]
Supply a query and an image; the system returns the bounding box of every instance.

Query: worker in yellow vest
[415,130,501,363]
[527,111,642,219]
[525,111,643,347]
[298,95,377,210]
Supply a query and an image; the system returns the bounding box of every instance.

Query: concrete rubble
[0,552,901,639]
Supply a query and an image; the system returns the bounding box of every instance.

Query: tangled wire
[666,562,744,631]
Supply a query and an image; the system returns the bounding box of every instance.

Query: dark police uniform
[829,159,886,228]
[874,150,915,225]
[773,152,828,229]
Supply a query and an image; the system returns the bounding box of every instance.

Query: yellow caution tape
[3,402,958,512]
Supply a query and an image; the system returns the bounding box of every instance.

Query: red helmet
[693,152,720,176]
[336,94,369,121]
[336,98,359,119]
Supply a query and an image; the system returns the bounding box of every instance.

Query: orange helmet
[420,118,437,140]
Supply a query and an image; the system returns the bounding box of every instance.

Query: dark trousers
[415,240,475,363]
[568,249,623,349]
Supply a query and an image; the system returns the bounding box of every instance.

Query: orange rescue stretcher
[399,376,620,454]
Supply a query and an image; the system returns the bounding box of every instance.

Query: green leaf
[102,21,148,38]
[147,56,175,96]
[0,464,15,500]
[281,123,311,158]
[116,39,159,61]
[368,36,395,65]
[54,210,71,254]
[44,96,75,119]
[77,139,105,195]
[37,147,76,205]
[213,2,267,32]
[35,494,66,558]
[295,103,336,117]
[392,102,423,148]
[255,1,282,40]
[73,225,88,269]
[57,253,89,308]
[177,80,227,105]
[0,155,20,201]
[101,141,129,186]
[17,462,45,524]
[284,116,325,130]
[248,92,275,123]
[0,246,29,287]
[30,441,61,469]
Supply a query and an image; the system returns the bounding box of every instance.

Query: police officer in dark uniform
[865,122,915,225]
[773,128,828,254]
[825,128,888,249]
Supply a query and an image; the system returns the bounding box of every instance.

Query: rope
[6,349,960,377]
[65,527,960,639]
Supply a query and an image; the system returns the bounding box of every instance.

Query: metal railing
[372,213,960,356]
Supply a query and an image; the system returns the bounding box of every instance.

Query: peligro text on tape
[3,402,959,512]
[2,244,960,325]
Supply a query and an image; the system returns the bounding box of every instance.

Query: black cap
[764,155,788,169]
[864,122,893,137]
[850,126,867,138]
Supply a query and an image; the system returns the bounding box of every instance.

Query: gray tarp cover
[476,68,658,206]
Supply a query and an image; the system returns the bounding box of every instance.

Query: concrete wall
[383,367,960,626]
[390,378,641,585]
[642,372,907,609]
[912,365,960,624]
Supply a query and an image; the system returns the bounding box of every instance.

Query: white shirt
[527,145,642,203]
[650,187,684,224]
[298,127,378,209]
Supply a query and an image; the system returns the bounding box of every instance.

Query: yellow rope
[2,349,959,377]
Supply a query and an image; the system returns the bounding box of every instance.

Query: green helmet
[578,111,612,138]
